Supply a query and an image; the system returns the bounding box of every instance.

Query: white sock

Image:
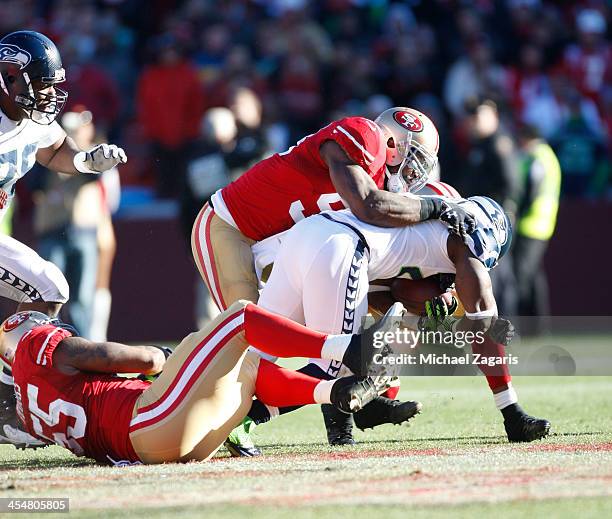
[265,404,280,419]
[313,379,336,404]
[0,369,13,386]
[90,288,112,342]
[321,334,352,363]
[494,384,518,410]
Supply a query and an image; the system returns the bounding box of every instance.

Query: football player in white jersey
[0,31,126,448]
[250,195,550,443]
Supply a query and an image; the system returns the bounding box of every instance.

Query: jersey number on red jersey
[289,193,346,223]
[22,383,87,455]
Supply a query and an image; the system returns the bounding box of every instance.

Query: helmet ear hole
[387,137,395,148]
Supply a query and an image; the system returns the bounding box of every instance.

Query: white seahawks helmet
[374,107,439,193]
[457,196,512,270]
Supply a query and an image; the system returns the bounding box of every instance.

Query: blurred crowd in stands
[1,0,610,331]
[2,0,609,202]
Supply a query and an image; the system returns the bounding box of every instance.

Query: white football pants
[0,233,68,304]
[257,215,370,378]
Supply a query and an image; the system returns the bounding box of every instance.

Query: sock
[243,303,352,360]
[382,378,400,400]
[472,335,513,391]
[250,364,332,423]
[255,358,329,407]
[493,383,518,410]
[321,334,353,363]
[89,288,112,342]
[313,380,336,404]
[0,365,13,386]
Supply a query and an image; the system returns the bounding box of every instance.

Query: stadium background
[1,0,610,341]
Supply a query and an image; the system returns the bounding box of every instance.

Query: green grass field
[1,373,611,518]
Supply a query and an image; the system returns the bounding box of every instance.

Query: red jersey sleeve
[20,324,73,369]
[320,116,387,179]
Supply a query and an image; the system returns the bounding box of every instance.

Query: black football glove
[486,317,515,346]
[438,199,477,242]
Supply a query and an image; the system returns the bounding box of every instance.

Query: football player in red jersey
[0,303,406,464]
[192,107,474,312]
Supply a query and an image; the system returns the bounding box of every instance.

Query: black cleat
[354,396,422,431]
[321,404,355,446]
[330,376,379,414]
[342,302,405,376]
[503,407,551,442]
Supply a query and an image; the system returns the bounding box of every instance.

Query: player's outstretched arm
[52,337,165,376]
[36,135,127,175]
[322,141,475,237]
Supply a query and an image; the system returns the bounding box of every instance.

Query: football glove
[438,199,477,241]
[74,143,127,174]
[424,294,459,321]
[486,316,515,346]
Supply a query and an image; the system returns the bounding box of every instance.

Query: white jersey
[327,209,456,280]
[252,208,456,285]
[0,109,65,221]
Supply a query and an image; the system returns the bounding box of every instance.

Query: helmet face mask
[8,73,68,125]
[0,31,67,125]
[375,107,439,194]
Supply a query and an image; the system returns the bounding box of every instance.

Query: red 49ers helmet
[417,181,461,199]
[374,107,439,193]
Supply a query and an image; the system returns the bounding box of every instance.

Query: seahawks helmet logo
[0,44,31,68]
[491,207,509,247]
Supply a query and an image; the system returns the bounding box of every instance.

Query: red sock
[382,384,400,400]
[472,335,512,391]
[254,359,321,407]
[244,303,328,358]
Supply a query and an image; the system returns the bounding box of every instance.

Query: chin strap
[385,167,408,193]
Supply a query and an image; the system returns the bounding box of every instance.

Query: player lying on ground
[0,30,127,448]
[248,195,550,443]
[0,302,405,464]
[192,107,473,453]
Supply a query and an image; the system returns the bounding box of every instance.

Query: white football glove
[74,143,127,174]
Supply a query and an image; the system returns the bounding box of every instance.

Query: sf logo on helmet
[393,110,423,132]
[3,312,30,332]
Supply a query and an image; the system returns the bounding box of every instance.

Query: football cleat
[504,413,551,442]
[343,302,405,376]
[330,376,379,414]
[0,382,46,450]
[354,396,422,431]
[224,417,261,457]
[321,404,355,446]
